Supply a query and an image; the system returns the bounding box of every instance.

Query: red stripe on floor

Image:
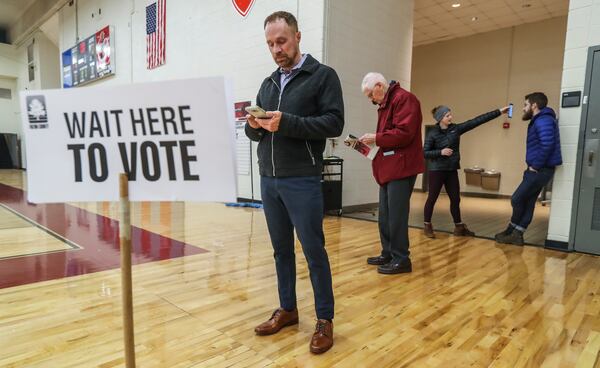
[0,183,207,289]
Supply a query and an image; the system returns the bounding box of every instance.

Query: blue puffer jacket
[526,107,562,170]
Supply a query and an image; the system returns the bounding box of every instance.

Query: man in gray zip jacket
[245,11,344,354]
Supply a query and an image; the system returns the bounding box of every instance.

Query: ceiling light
[452,3,461,8]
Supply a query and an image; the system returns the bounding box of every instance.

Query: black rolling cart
[321,157,343,215]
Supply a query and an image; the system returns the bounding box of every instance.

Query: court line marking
[0,203,82,260]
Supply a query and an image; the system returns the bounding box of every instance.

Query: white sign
[21,77,237,203]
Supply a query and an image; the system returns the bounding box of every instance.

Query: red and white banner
[95,26,112,77]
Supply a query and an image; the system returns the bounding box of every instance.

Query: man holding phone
[245,11,344,354]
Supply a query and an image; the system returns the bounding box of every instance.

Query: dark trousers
[424,170,462,223]
[260,175,334,320]
[378,176,416,261]
[510,168,554,230]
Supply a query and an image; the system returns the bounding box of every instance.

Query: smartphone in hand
[508,103,513,118]
[245,105,270,119]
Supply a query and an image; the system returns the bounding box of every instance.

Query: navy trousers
[260,175,334,320]
[510,168,554,230]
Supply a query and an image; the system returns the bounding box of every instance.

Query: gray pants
[378,176,416,261]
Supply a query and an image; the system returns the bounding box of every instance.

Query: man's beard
[522,109,533,121]
[275,51,297,69]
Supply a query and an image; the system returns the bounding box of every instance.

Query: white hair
[361,72,388,93]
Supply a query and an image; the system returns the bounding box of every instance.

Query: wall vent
[0,88,11,99]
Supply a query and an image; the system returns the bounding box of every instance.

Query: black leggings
[424,170,461,223]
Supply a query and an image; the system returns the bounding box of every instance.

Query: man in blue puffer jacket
[495,92,562,245]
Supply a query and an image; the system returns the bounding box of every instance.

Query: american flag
[146,0,166,69]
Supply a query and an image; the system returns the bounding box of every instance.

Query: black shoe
[495,229,524,246]
[377,258,412,274]
[494,224,515,241]
[367,255,392,265]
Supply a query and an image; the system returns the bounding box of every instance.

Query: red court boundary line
[0,183,208,289]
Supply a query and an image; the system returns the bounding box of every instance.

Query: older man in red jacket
[359,72,425,274]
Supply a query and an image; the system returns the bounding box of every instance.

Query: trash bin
[322,157,343,215]
[464,167,484,186]
[481,170,501,191]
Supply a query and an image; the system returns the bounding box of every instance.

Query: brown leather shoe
[310,319,333,354]
[424,222,435,238]
[454,223,475,236]
[254,308,298,336]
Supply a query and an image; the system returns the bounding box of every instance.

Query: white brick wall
[570,0,594,9]
[1,31,60,167]
[325,0,415,206]
[0,44,23,137]
[0,44,22,77]
[547,0,600,243]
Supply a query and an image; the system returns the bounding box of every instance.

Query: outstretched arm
[456,107,508,135]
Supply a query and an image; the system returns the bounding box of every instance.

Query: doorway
[572,46,600,255]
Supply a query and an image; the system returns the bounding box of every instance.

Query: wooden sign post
[119,173,135,368]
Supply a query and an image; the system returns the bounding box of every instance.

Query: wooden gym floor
[0,169,599,367]
[343,191,550,247]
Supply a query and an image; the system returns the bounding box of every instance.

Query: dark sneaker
[495,229,524,246]
[494,224,515,241]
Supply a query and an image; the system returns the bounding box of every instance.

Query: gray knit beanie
[434,106,451,123]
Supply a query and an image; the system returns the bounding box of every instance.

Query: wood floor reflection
[0,170,598,367]
[344,191,550,246]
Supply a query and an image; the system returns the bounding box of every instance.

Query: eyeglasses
[366,84,381,100]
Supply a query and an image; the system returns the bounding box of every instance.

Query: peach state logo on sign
[232,0,255,17]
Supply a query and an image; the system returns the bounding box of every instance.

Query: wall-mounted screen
[561,91,581,108]
[62,26,114,88]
